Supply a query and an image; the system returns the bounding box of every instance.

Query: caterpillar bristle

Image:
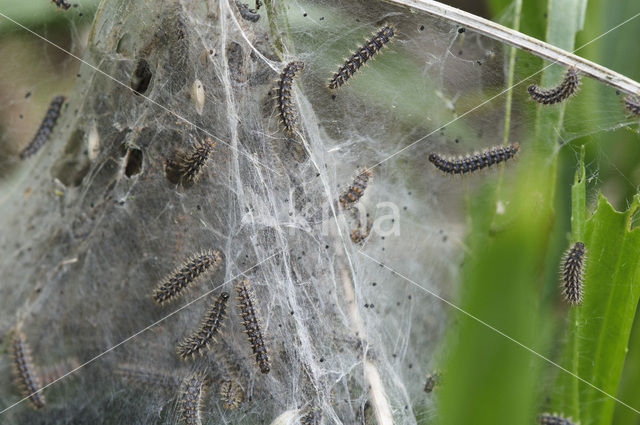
[277,61,304,135]
[51,0,71,10]
[175,137,216,183]
[152,249,222,305]
[177,292,229,359]
[561,241,586,304]
[528,67,580,105]
[327,24,395,90]
[11,332,45,409]
[428,143,519,175]
[235,278,271,374]
[116,364,180,389]
[350,219,372,244]
[179,373,207,425]
[538,412,576,425]
[219,378,244,409]
[20,95,66,159]
[339,169,372,209]
[623,94,640,116]
[235,1,260,22]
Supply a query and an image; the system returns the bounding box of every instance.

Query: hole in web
[130,59,152,95]
[124,148,143,177]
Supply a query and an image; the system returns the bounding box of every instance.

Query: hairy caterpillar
[219,378,244,409]
[538,413,576,425]
[177,292,229,359]
[528,67,580,105]
[179,373,207,425]
[235,278,271,374]
[624,94,640,116]
[277,61,304,135]
[327,24,395,90]
[51,0,71,10]
[350,219,373,244]
[39,357,80,386]
[339,169,372,209]
[20,95,66,159]
[300,405,322,425]
[561,241,586,304]
[172,137,216,183]
[12,332,45,409]
[115,364,180,389]
[152,249,222,305]
[428,143,519,175]
[235,1,260,22]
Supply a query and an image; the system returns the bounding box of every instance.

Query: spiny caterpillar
[115,364,180,390]
[174,137,216,183]
[11,332,45,409]
[152,249,222,305]
[339,169,372,209]
[177,292,229,359]
[235,1,260,22]
[538,413,576,425]
[235,278,271,374]
[327,24,395,90]
[624,94,640,116]
[528,67,580,105]
[561,241,586,304]
[179,373,207,425]
[277,61,304,135]
[20,95,65,159]
[428,143,519,175]
[219,378,244,409]
[350,219,372,244]
[51,0,71,10]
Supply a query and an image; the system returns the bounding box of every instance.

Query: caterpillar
[300,405,322,425]
[327,24,395,90]
[51,0,71,10]
[538,413,576,425]
[177,292,229,359]
[179,373,207,425]
[152,249,222,305]
[11,332,45,409]
[423,371,441,393]
[235,1,260,22]
[350,219,372,244]
[277,61,304,135]
[339,169,372,209]
[235,278,271,374]
[428,143,519,175]
[20,95,66,159]
[560,241,586,304]
[173,137,216,183]
[116,364,180,390]
[528,67,580,105]
[219,378,244,409]
[39,357,80,386]
[624,94,640,116]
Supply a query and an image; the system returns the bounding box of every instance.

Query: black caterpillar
[528,67,580,105]
[235,1,260,22]
[180,373,207,425]
[115,364,180,390]
[624,94,640,116]
[327,24,395,90]
[12,332,45,409]
[219,378,244,409]
[175,137,216,183]
[235,278,271,374]
[561,241,586,304]
[428,143,519,175]
[538,413,576,425]
[20,95,65,159]
[339,169,372,209]
[277,61,304,135]
[152,250,222,304]
[51,0,71,10]
[177,292,229,358]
